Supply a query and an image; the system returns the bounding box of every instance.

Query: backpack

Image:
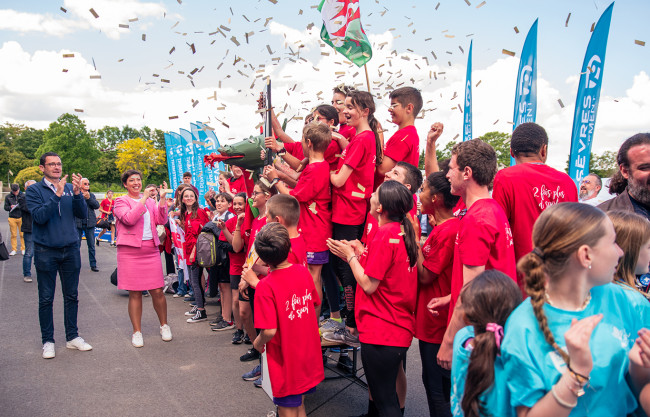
[195,232,218,268]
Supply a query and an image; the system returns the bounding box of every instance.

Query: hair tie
[485,323,504,350]
[532,247,545,261]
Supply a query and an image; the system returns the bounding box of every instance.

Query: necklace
[545,292,591,311]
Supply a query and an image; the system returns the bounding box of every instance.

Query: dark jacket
[4,192,23,219]
[598,190,634,213]
[17,193,32,233]
[26,179,87,248]
[75,192,100,229]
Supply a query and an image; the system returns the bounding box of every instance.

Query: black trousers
[360,343,409,417]
[332,222,364,328]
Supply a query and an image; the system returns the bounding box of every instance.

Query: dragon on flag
[319,0,372,67]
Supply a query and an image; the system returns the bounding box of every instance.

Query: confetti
[389,238,400,244]
[129,18,139,22]
[169,115,179,120]
[62,53,74,58]
[169,46,175,54]
[557,99,565,108]
[89,8,99,18]
[493,119,499,125]
[445,34,455,38]
[161,79,170,83]
[351,191,365,198]
[435,2,440,10]
[89,75,101,79]
[60,7,67,13]
[514,26,519,34]
[502,49,516,57]
[476,80,482,87]
[590,23,595,32]
[62,69,68,72]
[453,134,460,140]
[74,109,84,113]
[189,43,196,54]
[231,36,240,46]
[476,1,486,8]
[119,24,129,29]
[268,0,278,3]
[464,0,471,5]
[565,13,571,27]
[635,40,646,46]
[266,45,274,54]
[141,34,146,41]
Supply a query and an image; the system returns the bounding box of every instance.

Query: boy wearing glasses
[26,152,93,359]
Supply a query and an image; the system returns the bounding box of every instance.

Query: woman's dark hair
[255,222,291,267]
[234,192,247,203]
[426,169,459,210]
[180,187,200,220]
[348,90,383,166]
[314,104,339,127]
[121,169,142,186]
[460,270,522,417]
[377,180,417,267]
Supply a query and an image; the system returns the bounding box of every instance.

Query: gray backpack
[195,231,217,268]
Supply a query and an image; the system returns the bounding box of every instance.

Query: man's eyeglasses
[44,162,62,167]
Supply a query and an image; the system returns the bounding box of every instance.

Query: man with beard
[579,172,603,205]
[599,133,650,219]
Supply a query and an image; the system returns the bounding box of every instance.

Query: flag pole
[364,64,371,92]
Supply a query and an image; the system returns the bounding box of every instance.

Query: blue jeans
[77,227,97,268]
[22,232,34,278]
[34,243,81,344]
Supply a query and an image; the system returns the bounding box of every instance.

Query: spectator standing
[4,183,25,255]
[97,189,116,246]
[75,178,100,272]
[579,173,603,205]
[26,152,92,359]
[18,180,36,282]
[599,133,650,220]
[113,170,172,347]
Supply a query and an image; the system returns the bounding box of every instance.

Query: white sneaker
[24,276,33,283]
[9,250,16,256]
[132,331,144,348]
[42,342,55,359]
[66,337,93,351]
[160,324,172,342]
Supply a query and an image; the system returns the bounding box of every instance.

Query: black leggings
[332,222,364,329]
[419,340,452,417]
[321,259,341,315]
[189,264,205,309]
[360,343,409,417]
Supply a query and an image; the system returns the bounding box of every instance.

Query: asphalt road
[0,209,429,417]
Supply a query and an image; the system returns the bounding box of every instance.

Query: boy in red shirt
[437,139,516,370]
[246,222,324,416]
[221,166,249,197]
[492,122,578,269]
[264,122,332,318]
[374,86,423,190]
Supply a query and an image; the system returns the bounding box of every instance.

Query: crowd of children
[155,84,650,417]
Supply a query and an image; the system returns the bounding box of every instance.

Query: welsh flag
[318,0,372,67]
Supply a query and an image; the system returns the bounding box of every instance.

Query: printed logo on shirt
[612,326,631,349]
[549,348,569,374]
[505,223,514,247]
[285,288,313,321]
[532,184,567,210]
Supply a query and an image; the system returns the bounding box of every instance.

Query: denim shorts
[306,250,329,265]
[272,387,316,407]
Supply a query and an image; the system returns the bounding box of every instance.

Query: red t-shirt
[415,218,459,344]
[100,198,114,219]
[228,175,247,196]
[243,171,255,197]
[284,142,304,160]
[332,130,376,225]
[338,123,356,140]
[357,222,417,347]
[374,125,420,190]
[449,199,516,323]
[221,216,246,275]
[361,213,378,245]
[324,140,343,172]
[182,209,210,262]
[245,216,268,280]
[254,264,324,397]
[288,235,308,267]
[290,161,332,252]
[492,163,578,262]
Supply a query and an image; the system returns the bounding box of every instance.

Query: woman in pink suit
[114,169,172,348]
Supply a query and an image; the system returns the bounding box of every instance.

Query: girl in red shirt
[329,91,380,344]
[328,180,418,416]
[180,187,210,322]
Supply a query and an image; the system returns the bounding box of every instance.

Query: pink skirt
[117,240,164,291]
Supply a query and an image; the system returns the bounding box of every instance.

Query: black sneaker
[186,309,207,323]
[244,334,252,345]
[211,320,235,332]
[240,348,260,362]
[232,329,244,344]
[337,355,354,373]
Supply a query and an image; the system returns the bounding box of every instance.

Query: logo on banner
[519,65,533,95]
[585,55,602,89]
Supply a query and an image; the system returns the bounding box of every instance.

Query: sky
[1,0,649,170]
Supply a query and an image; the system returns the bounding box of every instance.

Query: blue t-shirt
[502,283,650,416]
[451,326,514,417]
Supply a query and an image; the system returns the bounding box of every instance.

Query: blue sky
[1,0,649,169]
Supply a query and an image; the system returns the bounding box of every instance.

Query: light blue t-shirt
[451,326,514,417]
[502,283,650,416]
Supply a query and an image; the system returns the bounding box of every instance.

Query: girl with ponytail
[328,90,379,347]
[608,210,650,299]
[501,202,650,416]
[328,180,418,416]
[450,270,522,417]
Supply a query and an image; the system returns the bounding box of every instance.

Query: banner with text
[568,2,614,187]
[463,40,473,142]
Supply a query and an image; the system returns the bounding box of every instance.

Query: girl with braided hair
[501,202,650,416]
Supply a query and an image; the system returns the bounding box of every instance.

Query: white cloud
[0,10,87,36]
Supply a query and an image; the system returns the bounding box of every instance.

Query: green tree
[589,150,617,178]
[115,137,165,180]
[0,122,26,147]
[91,126,122,151]
[14,127,44,159]
[14,166,43,187]
[38,113,100,177]
[0,143,32,181]
[477,131,511,168]
[436,141,457,163]
[94,150,121,185]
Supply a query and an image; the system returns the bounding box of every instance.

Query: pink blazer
[113,195,168,248]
